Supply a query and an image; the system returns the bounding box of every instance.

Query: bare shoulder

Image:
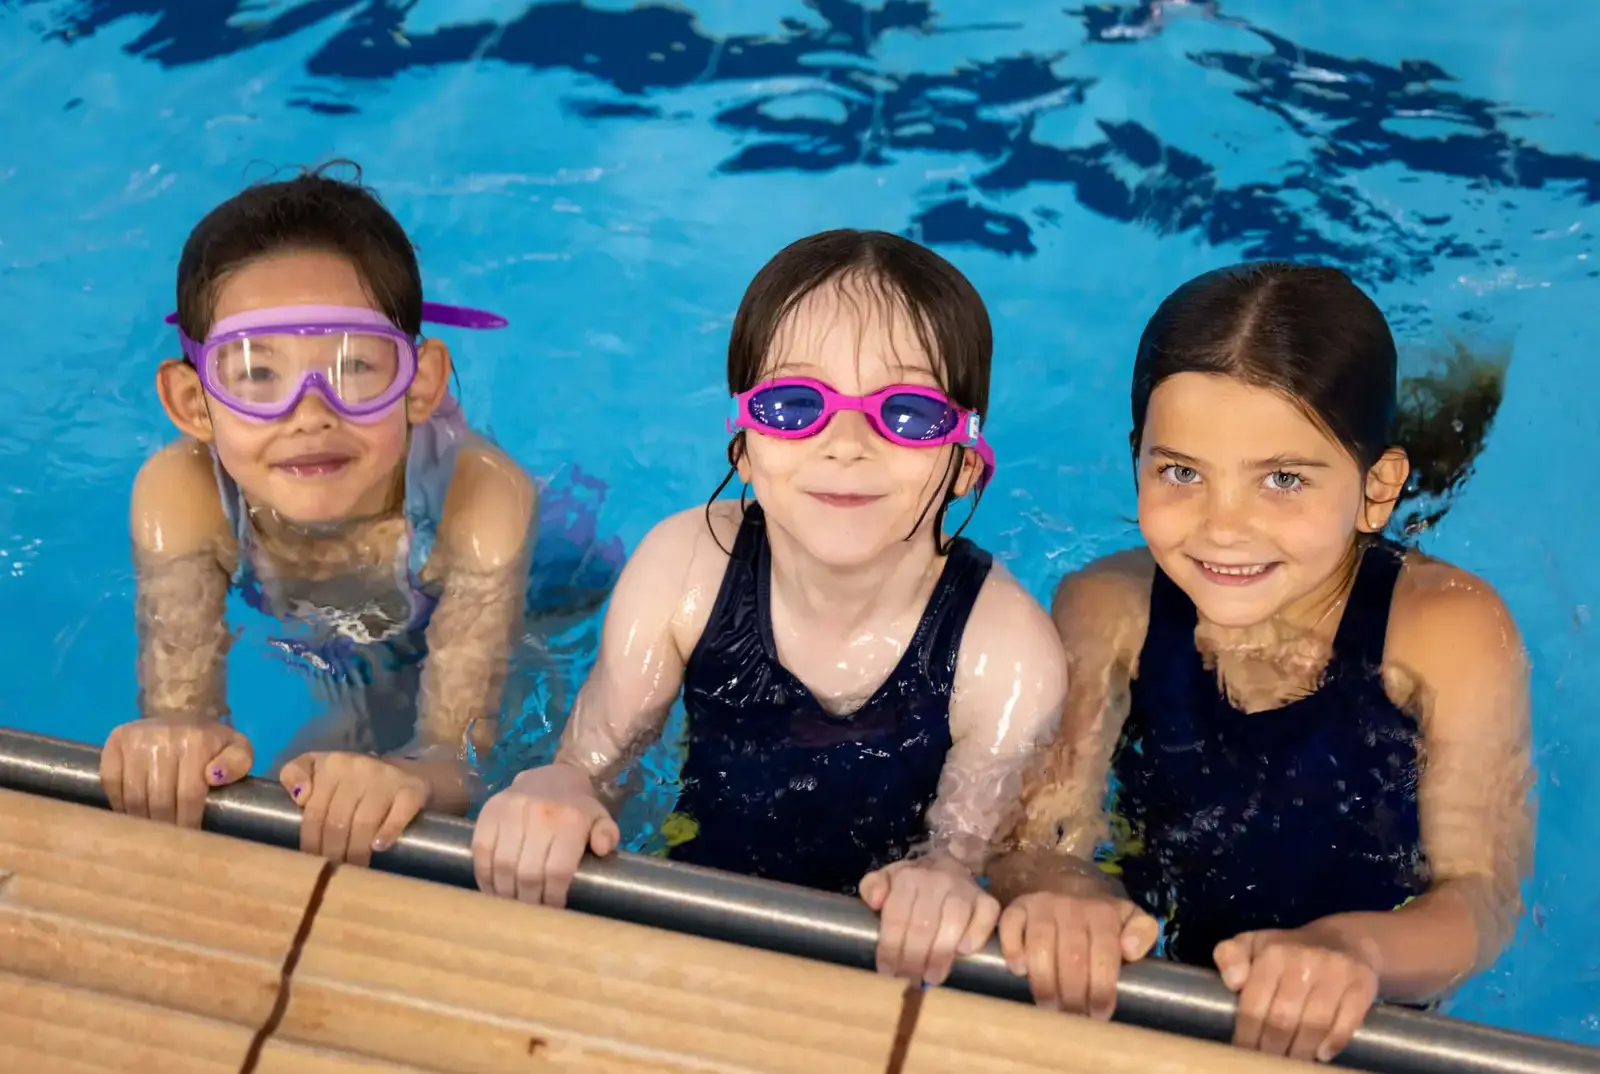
[952,560,1067,743]
[618,501,744,655]
[964,561,1065,674]
[1386,553,1528,726]
[130,438,231,560]
[1050,546,1155,670]
[438,440,539,572]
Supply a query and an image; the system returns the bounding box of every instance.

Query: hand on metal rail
[471,762,619,906]
[99,718,253,830]
[997,889,1159,1020]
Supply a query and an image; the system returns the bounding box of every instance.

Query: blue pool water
[1,0,1596,1045]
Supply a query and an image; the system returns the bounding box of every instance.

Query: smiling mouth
[273,453,352,478]
[1192,558,1279,586]
[807,492,884,508]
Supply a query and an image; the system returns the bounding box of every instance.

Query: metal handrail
[0,727,1593,1074]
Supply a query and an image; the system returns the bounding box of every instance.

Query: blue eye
[1266,471,1304,493]
[1160,464,1200,485]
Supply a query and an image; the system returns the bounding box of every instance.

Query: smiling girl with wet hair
[989,261,1534,1062]
[472,229,1067,988]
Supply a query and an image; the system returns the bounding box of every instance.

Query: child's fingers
[470,807,503,894]
[958,891,1000,957]
[997,904,1029,973]
[873,874,916,976]
[279,756,314,806]
[1119,906,1161,961]
[1086,917,1123,1021]
[344,790,392,868]
[1255,962,1311,1057]
[858,868,890,911]
[540,819,591,908]
[174,749,210,830]
[924,891,980,986]
[1318,982,1377,1063]
[207,736,254,786]
[1023,913,1061,1009]
[1231,948,1285,1051]
[513,823,561,906]
[896,883,944,983]
[146,755,175,824]
[1053,918,1094,1015]
[299,776,333,857]
[917,892,960,986]
[1213,935,1253,992]
[588,815,620,858]
[99,735,126,814]
[372,784,427,854]
[121,758,150,819]
[1288,978,1346,1062]
[318,779,363,864]
[488,817,530,900]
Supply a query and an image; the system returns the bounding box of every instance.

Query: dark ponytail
[1390,338,1510,536]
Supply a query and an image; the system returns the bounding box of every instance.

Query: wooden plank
[0,788,322,1029]
[280,865,909,1074]
[0,970,251,1073]
[903,987,1310,1074]
[254,1041,439,1074]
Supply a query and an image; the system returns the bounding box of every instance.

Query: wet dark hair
[175,160,422,342]
[710,229,993,552]
[1130,261,1507,537]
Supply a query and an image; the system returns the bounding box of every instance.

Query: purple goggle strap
[163,300,508,338]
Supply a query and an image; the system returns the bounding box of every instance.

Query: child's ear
[951,446,985,499]
[157,359,215,442]
[1359,447,1411,532]
[407,338,453,423]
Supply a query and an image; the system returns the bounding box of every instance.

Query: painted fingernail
[211,767,225,782]
[291,785,304,800]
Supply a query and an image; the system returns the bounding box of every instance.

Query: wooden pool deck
[0,787,1305,1073]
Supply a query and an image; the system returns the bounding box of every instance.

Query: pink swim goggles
[166,301,506,422]
[728,377,996,487]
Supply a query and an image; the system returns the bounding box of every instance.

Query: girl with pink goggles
[168,301,506,422]
[728,376,996,487]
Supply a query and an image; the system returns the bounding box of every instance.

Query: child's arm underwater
[406,444,539,810]
[278,444,540,863]
[101,440,255,829]
[470,506,730,907]
[979,552,1163,1016]
[859,566,1069,987]
[1213,564,1536,1020]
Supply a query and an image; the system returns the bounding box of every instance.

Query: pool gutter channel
[0,726,1593,1074]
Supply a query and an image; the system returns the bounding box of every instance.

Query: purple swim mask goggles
[166,301,507,423]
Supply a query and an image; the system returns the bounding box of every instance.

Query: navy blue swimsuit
[1107,539,1429,966]
[665,503,992,895]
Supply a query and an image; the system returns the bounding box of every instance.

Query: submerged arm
[408,447,539,812]
[1302,570,1535,1002]
[985,553,1152,903]
[921,569,1068,876]
[547,508,723,808]
[131,442,234,724]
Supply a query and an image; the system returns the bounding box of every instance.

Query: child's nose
[821,408,872,458]
[284,387,339,432]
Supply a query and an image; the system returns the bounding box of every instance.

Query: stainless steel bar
[1,726,1593,1074]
